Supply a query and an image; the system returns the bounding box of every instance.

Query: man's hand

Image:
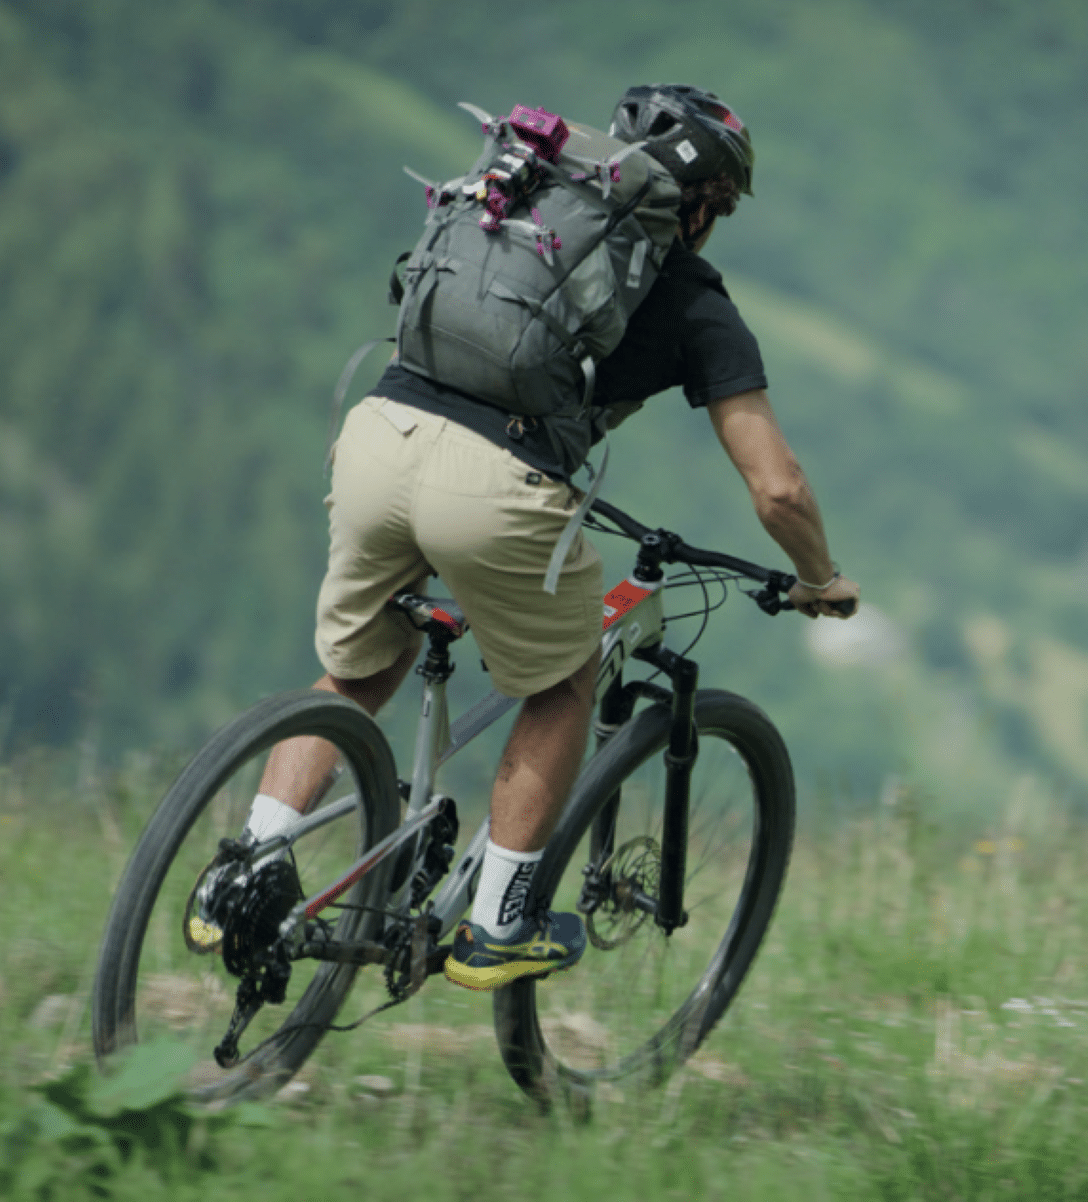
[788,574,860,620]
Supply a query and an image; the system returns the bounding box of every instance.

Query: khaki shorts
[315,397,603,698]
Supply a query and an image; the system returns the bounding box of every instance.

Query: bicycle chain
[383,929,413,1002]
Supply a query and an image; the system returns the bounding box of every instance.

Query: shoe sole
[186,915,224,955]
[443,952,582,992]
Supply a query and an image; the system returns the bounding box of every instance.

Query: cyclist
[191,84,859,990]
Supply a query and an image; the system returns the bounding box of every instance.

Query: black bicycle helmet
[610,84,755,194]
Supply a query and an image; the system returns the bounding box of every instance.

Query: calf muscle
[489,650,600,853]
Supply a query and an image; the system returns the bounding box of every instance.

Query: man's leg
[186,647,418,952]
[257,646,418,815]
[445,649,599,991]
[488,648,600,852]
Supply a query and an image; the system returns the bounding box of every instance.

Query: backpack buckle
[505,416,537,442]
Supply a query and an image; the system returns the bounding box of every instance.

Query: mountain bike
[93,499,840,1107]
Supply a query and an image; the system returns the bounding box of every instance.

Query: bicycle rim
[92,691,400,1103]
[494,689,794,1101]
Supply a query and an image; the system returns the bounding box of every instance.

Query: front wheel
[92,690,400,1104]
[493,689,795,1102]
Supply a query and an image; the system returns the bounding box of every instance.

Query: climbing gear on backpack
[392,101,682,477]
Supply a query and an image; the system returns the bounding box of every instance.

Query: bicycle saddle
[387,592,469,639]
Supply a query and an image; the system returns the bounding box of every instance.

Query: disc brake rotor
[585,835,661,951]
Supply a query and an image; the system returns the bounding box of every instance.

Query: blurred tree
[0,0,1085,806]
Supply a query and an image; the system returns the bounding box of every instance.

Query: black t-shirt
[374,240,767,478]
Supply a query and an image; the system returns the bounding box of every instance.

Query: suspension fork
[590,673,636,868]
[588,652,696,935]
[637,645,699,935]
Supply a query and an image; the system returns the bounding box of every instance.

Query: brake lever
[753,571,857,617]
[750,570,795,615]
[753,588,788,615]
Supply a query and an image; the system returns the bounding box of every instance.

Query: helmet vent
[611,84,755,193]
[705,102,745,134]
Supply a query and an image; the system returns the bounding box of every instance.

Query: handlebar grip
[782,599,858,617]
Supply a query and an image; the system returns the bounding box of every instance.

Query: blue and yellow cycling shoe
[444,910,586,991]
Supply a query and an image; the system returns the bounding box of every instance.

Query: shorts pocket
[343,400,417,465]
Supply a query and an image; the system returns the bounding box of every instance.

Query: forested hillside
[1,0,1086,811]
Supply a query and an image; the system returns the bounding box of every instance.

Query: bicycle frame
[274,566,676,951]
[198,511,808,1069]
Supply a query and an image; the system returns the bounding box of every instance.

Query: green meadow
[4,751,1088,1200]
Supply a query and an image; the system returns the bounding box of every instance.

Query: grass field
[3,747,1088,1200]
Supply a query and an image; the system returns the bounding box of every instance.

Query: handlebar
[589,499,857,618]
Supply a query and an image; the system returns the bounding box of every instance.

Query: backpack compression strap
[542,435,609,595]
[325,338,395,473]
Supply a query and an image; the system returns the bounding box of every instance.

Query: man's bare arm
[706,389,859,618]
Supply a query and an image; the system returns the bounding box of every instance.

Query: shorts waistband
[363,395,519,458]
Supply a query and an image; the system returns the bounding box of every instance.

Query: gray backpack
[392,103,681,473]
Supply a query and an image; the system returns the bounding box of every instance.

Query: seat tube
[407,678,446,816]
[407,631,454,817]
[657,655,699,934]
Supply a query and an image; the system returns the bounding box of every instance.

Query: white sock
[243,794,303,867]
[471,840,543,938]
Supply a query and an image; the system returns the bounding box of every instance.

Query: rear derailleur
[209,798,460,1067]
[194,839,304,1068]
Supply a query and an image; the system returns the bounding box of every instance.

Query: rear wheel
[92,690,400,1103]
[493,689,794,1103]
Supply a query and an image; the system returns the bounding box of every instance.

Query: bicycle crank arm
[423,942,453,978]
[298,936,452,974]
[279,799,443,944]
[297,937,388,965]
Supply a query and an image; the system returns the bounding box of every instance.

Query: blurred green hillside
[1,0,1086,812]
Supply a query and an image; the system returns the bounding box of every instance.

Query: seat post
[418,629,455,685]
[403,627,457,825]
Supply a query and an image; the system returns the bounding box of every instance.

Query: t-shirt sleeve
[680,287,768,409]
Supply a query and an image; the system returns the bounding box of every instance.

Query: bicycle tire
[92,689,400,1103]
[493,688,795,1104]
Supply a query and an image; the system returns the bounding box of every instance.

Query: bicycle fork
[588,646,698,937]
[651,647,698,934]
